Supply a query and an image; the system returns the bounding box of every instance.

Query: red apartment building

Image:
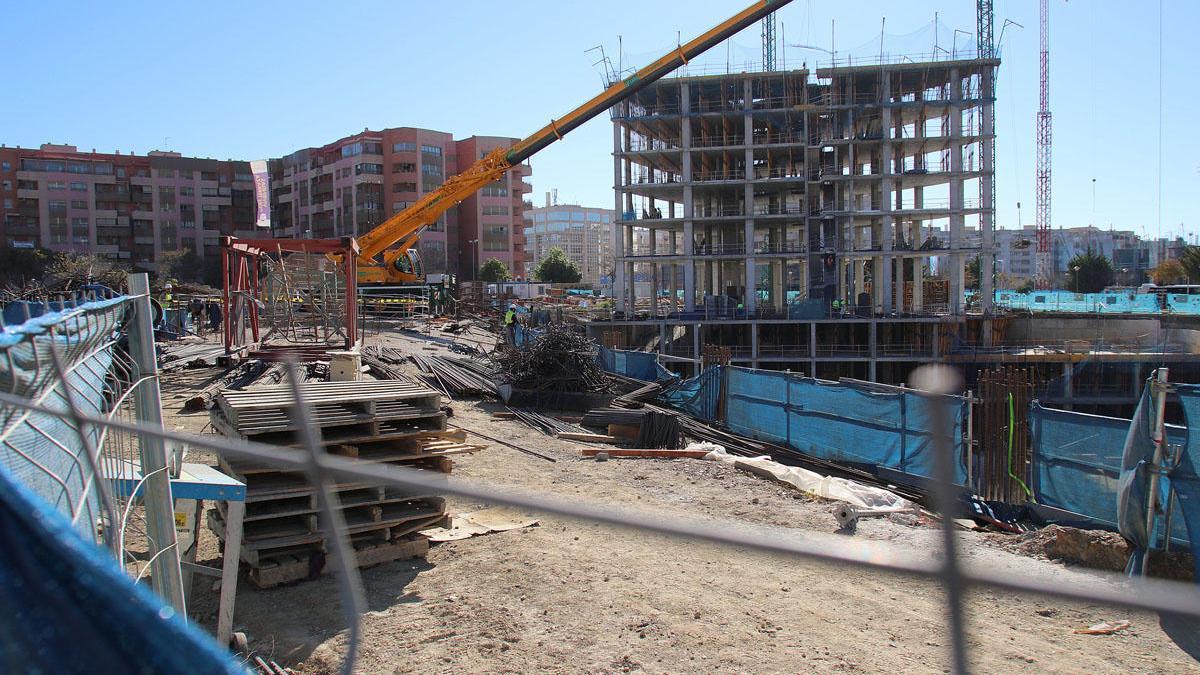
[269,127,531,278]
[0,144,256,269]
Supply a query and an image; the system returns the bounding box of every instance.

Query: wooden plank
[580,448,709,459]
[555,431,619,443]
[606,423,641,440]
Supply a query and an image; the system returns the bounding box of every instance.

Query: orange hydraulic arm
[354,0,792,283]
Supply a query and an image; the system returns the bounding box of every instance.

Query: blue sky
[3,1,1195,239]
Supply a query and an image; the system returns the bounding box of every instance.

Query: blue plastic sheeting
[0,297,129,534]
[0,464,241,673]
[1030,401,1188,545]
[1173,385,1200,579]
[994,290,1200,315]
[512,324,542,347]
[596,346,678,383]
[658,366,723,421]
[722,367,968,484]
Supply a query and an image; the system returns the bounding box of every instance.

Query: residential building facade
[269,129,531,279]
[0,143,256,269]
[522,201,615,287]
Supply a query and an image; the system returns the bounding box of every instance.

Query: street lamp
[1071,265,1080,294]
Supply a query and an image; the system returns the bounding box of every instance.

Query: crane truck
[351,0,793,286]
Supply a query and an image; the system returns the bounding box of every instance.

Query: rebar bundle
[490,324,612,393]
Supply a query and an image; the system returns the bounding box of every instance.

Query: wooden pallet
[208,499,447,566]
[209,407,447,447]
[249,534,432,588]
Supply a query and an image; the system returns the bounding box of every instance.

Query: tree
[157,249,222,290]
[1065,249,1113,293]
[478,258,511,282]
[965,256,981,291]
[1150,258,1188,286]
[45,252,130,292]
[1181,245,1200,284]
[0,248,52,290]
[533,247,582,284]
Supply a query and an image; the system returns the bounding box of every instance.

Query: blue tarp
[1172,385,1200,579]
[658,366,723,422]
[1030,399,1189,551]
[721,368,967,484]
[595,346,677,383]
[0,463,241,672]
[657,366,969,484]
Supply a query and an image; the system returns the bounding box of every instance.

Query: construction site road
[164,330,1200,674]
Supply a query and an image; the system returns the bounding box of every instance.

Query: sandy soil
[163,329,1200,674]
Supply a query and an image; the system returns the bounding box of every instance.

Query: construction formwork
[609,58,997,320]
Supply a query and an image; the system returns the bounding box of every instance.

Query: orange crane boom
[354,0,792,284]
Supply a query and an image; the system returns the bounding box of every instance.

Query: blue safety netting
[0,461,241,672]
[658,366,723,421]
[1030,399,1190,548]
[719,367,968,484]
[0,297,131,535]
[994,290,1200,315]
[1172,385,1200,579]
[596,346,678,383]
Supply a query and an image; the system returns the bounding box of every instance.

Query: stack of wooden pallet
[208,380,480,587]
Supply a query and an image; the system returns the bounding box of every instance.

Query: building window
[70,200,88,209]
[482,205,511,216]
[2,181,9,191]
[481,182,508,197]
[421,163,443,177]
[48,181,66,190]
[159,186,175,196]
[392,142,416,153]
[0,161,8,171]
[69,181,86,191]
[3,199,11,209]
[355,163,383,176]
[201,187,219,197]
[48,200,67,209]
[156,168,175,178]
[180,186,194,196]
[392,162,416,174]
[420,145,442,156]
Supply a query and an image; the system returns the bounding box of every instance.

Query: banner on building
[250,159,270,228]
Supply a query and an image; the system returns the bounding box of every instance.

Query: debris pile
[491,324,611,393]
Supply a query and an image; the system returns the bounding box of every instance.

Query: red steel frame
[221,237,360,357]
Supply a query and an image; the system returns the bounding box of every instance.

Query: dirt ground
[161,327,1200,674]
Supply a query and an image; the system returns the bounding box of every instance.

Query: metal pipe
[1142,367,1169,574]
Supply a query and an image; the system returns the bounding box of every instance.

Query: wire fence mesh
[2,286,1200,673]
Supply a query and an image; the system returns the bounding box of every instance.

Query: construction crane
[353,0,793,285]
[1035,0,1052,287]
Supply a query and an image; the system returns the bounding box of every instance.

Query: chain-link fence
[2,280,1200,673]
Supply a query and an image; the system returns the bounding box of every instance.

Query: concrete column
[980,66,996,316]
[613,122,627,312]
[913,256,924,312]
[1062,362,1074,411]
[650,229,658,316]
[743,77,756,314]
[809,322,818,378]
[949,67,965,315]
[682,89,696,312]
[751,322,759,368]
[880,72,895,314]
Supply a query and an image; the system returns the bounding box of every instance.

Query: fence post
[127,273,186,614]
[1142,367,1170,574]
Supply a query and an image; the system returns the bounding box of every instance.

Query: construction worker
[504,304,517,345]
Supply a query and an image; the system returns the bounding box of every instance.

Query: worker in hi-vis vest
[504,304,517,345]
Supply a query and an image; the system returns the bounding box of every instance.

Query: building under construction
[590,57,1200,407]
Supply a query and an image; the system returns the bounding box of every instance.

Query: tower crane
[352,0,794,285]
[1035,0,1052,287]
